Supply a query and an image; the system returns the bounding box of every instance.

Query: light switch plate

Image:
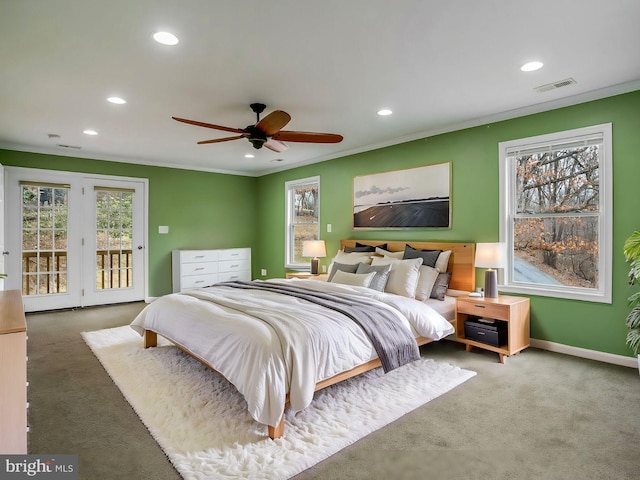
[158,225,169,234]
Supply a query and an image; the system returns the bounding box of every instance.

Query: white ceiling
[1,0,639,177]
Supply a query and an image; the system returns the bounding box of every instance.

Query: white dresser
[172,248,251,292]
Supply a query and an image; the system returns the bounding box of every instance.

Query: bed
[130,240,475,439]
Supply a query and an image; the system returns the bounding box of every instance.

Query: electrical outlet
[261,269,267,276]
[322,265,327,273]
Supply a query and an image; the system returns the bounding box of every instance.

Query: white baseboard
[531,338,638,369]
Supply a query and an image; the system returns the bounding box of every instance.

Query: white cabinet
[172,248,251,292]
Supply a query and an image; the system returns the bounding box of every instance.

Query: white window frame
[285,176,320,270]
[498,123,612,303]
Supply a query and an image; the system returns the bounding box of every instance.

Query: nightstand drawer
[457,301,510,320]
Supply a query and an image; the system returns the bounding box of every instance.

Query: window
[499,124,612,303]
[285,176,320,269]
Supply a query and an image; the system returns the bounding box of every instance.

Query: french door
[4,167,147,312]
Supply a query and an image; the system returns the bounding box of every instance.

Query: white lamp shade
[475,242,506,269]
[302,240,326,258]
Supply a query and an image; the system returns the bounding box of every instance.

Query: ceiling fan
[172,103,343,153]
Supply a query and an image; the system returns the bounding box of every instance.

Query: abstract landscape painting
[353,162,451,229]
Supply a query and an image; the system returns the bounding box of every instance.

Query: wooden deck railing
[22,249,133,295]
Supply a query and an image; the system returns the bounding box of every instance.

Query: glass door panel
[20,184,69,297]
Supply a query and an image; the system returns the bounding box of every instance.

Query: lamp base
[310,257,319,275]
[484,269,498,298]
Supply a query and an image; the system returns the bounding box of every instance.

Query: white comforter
[130,279,453,427]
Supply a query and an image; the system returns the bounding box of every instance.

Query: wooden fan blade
[272,131,343,144]
[264,139,289,153]
[197,135,245,145]
[256,110,291,136]
[173,117,245,134]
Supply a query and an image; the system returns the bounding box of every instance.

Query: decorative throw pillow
[403,244,442,268]
[415,265,440,301]
[356,242,388,250]
[327,262,359,281]
[371,256,423,298]
[355,262,392,292]
[327,251,373,277]
[435,250,452,272]
[430,272,452,301]
[375,247,404,259]
[330,270,376,288]
[344,245,376,252]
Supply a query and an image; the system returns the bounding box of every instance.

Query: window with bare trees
[499,124,612,303]
[285,176,320,269]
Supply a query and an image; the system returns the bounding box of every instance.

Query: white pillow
[415,265,440,301]
[375,247,404,259]
[371,256,423,298]
[328,251,373,277]
[330,270,376,287]
[435,250,452,272]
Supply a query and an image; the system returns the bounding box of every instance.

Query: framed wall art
[353,162,451,229]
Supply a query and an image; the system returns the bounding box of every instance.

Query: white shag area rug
[82,326,476,480]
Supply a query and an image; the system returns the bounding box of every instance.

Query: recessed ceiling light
[244,154,255,158]
[377,109,393,116]
[83,130,98,136]
[521,61,543,72]
[107,96,126,104]
[153,31,179,46]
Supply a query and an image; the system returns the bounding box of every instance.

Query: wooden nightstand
[285,272,328,280]
[455,294,530,363]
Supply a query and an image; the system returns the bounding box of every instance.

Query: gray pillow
[328,262,359,281]
[430,272,452,301]
[355,262,392,292]
[403,245,442,268]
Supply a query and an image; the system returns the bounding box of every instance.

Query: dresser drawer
[219,258,251,273]
[457,300,510,320]
[218,270,251,282]
[179,250,219,264]
[180,262,219,276]
[180,273,219,289]
[218,248,250,261]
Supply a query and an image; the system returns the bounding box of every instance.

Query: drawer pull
[195,280,204,284]
[194,267,204,271]
[474,305,486,308]
[194,255,205,258]
[230,275,239,280]
[230,264,239,268]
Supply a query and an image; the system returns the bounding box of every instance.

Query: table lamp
[475,242,505,298]
[302,240,326,274]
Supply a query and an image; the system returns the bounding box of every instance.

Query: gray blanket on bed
[216,280,420,373]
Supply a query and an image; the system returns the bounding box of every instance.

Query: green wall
[0,150,258,296]
[256,90,640,358]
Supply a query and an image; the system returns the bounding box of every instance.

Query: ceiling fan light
[153,31,179,46]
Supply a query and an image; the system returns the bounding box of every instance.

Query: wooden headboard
[339,240,476,292]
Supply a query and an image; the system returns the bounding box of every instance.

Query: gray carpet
[26,302,640,480]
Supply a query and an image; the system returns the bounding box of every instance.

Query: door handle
[137,246,143,250]
[2,251,8,255]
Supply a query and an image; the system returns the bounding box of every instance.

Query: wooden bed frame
[143,239,475,439]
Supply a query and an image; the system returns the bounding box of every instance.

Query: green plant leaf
[626,305,640,329]
[628,290,640,306]
[627,328,640,355]
[629,260,640,285]
[623,230,640,262]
